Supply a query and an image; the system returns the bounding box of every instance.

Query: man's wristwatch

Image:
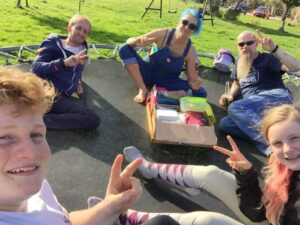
[271,45,279,54]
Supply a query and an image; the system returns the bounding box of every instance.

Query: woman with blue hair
[119,8,206,103]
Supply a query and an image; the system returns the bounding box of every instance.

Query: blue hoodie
[31,34,88,96]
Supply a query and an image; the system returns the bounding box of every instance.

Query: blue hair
[180,8,203,36]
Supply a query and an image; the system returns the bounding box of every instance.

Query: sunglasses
[181,20,197,31]
[238,40,255,47]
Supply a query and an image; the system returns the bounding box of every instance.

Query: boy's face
[67,19,90,47]
[0,104,50,212]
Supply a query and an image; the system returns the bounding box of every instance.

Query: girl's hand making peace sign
[213,135,253,173]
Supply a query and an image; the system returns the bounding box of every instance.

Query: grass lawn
[1,0,299,66]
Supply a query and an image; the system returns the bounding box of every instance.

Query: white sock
[123,146,198,189]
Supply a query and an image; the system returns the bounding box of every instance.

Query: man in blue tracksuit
[31,14,100,130]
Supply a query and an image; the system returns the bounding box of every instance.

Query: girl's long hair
[261,104,300,225]
[262,155,292,225]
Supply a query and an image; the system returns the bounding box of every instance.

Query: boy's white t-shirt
[62,43,84,55]
[0,180,71,225]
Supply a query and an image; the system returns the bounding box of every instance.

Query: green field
[1,0,300,66]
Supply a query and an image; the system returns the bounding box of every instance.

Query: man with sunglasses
[219,30,293,156]
[31,14,100,130]
[119,8,206,103]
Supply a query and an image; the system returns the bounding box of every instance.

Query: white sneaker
[87,196,102,208]
[123,146,154,179]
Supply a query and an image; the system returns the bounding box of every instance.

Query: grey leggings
[123,165,269,225]
[89,166,269,225]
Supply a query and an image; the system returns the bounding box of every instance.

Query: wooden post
[141,0,163,18]
[202,0,214,26]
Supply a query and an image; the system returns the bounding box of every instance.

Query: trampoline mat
[15,60,298,221]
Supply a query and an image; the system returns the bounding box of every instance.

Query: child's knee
[119,43,134,59]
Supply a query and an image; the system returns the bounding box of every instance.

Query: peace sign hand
[213,135,253,173]
[139,37,156,47]
[104,154,143,214]
[255,29,276,53]
[64,49,88,67]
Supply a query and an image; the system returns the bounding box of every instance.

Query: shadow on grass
[219,17,300,39]
[27,13,130,44]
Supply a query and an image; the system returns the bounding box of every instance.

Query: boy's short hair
[68,14,91,30]
[0,66,56,114]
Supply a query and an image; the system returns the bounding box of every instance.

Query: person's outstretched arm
[31,43,88,77]
[213,136,267,222]
[186,45,202,90]
[256,30,300,72]
[271,46,300,72]
[69,154,142,225]
[126,28,167,48]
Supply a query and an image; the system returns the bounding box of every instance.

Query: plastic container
[213,49,235,73]
[180,97,207,112]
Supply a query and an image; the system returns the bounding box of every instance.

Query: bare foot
[133,89,148,103]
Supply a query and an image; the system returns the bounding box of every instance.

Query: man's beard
[237,53,253,79]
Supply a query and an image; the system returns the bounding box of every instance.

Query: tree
[269,0,283,16]
[279,0,300,32]
[226,0,243,20]
[232,0,243,11]
[17,0,29,8]
[79,0,85,12]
